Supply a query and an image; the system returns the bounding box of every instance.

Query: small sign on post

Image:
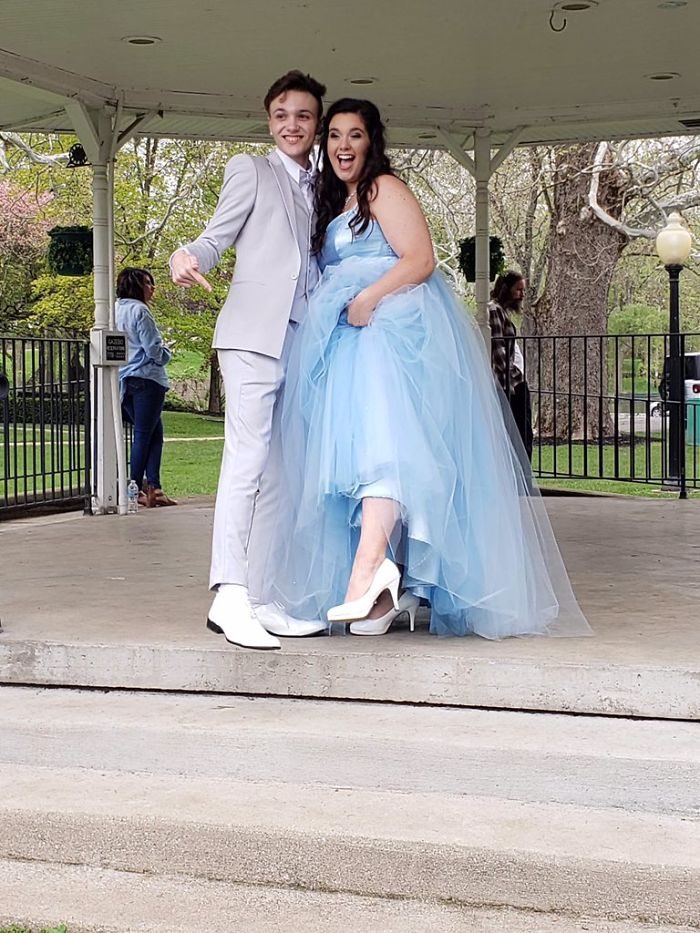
[91,330,128,367]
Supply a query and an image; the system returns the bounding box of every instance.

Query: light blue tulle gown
[257,209,591,639]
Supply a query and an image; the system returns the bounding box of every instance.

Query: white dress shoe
[327,558,401,622]
[207,585,281,650]
[254,604,328,637]
[350,591,420,636]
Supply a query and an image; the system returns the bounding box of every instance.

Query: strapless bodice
[319,208,398,270]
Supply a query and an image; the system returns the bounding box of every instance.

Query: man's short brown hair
[264,70,326,119]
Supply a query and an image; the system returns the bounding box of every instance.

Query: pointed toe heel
[327,559,401,622]
[349,592,420,636]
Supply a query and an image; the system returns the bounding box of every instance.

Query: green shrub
[163,390,199,413]
[47,225,93,276]
[458,236,505,282]
[3,388,87,425]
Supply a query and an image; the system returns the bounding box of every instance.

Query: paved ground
[1,496,699,717]
[1,686,698,930]
[2,862,698,933]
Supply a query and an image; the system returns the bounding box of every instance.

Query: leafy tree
[0,178,52,331]
[28,273,95,336]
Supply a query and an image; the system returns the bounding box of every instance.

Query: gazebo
[2,0,700,510]
[2,13,700,920]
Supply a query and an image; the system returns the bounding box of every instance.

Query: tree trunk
[207,352,223,416]
[528,144,628,440]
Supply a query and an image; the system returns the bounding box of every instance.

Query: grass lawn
[533,437,700,497]
[4,410,700,501]
[161,410,223,437]
[161,438,223,497]
[0,927,67,933]
[540,478,699,498]
[0,433,88,503]
[159,412,224,498]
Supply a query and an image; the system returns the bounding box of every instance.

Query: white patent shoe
[350,591,420,636]
[207,586,281,650]
[327,559,401,622]
[254,603,328,637]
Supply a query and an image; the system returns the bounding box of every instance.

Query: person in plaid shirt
[488,271,533,459]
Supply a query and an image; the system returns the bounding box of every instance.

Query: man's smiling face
[268,90,320,167]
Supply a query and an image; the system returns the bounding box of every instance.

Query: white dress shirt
[275,148,316,211]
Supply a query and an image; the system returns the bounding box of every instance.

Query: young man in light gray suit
[171,71,327,650]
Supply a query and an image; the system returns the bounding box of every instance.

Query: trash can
[686,378,700,445]
[659,352,700,441]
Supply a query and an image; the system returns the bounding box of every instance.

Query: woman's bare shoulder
[372,174,410,197]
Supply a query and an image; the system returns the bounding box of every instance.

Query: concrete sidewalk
[4,861,698,933]
[1,687,698,929]
[1,496,699,718]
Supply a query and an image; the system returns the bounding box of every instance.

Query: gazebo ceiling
[1,0,700,148]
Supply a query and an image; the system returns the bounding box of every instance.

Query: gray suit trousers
[209,322,296,591]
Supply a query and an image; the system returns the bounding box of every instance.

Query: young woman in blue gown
[257,99,591,640]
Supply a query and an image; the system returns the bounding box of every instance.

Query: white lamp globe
[656,212,692,267]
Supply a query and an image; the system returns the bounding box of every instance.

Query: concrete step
[1,860,697,933]
[2,500,700,720]
[1,687,698,927]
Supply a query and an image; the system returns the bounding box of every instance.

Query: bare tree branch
[0,132,67,168]
[587,142,655,239]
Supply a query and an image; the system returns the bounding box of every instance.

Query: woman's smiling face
[327,112,370,186]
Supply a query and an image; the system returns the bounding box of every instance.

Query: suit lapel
[268,152,300,243]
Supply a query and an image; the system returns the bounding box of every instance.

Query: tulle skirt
[256,256,591,639]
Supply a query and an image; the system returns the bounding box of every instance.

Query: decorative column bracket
[435,125,526,336]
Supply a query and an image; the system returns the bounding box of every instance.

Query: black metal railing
[502,331,700,496]
[0,335,91,517]
[2,330,698,517]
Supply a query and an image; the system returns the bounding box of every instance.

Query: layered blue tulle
[257,210,590,639]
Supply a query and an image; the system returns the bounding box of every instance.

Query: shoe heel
[206,618,223,635]
[388,576,400,611]
[407,604,417,632]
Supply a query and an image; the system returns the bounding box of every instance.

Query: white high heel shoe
[327,558,400,622]
[350,591,420,636]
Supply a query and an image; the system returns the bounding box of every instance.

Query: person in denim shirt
[116,267,177,507]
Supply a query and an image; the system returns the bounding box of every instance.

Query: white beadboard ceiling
[1,0,699,148]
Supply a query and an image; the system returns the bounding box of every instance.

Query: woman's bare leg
[344,497,400,619]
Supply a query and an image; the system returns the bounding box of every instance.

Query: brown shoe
[152,489,178,507]
[137,488,158,508]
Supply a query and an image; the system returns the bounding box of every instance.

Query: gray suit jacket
[178,151,312,359]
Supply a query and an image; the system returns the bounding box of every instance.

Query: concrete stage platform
[1,497,699,719]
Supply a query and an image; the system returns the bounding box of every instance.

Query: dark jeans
[509,381,533,461]
[122,377,167,489]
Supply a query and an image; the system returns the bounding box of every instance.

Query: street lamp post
[655,212,693,497]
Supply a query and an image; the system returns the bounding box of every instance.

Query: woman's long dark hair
[490,271,524,308]
[312,98,393,254]
[116,267,154,303]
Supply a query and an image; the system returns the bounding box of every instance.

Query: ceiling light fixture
[347,77,376,86]
[658,1,687,8]
[646,71,681,81]
[121,35,162,46]
[554,0,598,10]
[549,1,597,32]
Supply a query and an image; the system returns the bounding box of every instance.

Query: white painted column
[90,158,120,513]
[438,124,525,341]
[65,102,121,513]
[64,102,161,515]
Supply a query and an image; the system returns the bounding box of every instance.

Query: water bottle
[127,479,139,514]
